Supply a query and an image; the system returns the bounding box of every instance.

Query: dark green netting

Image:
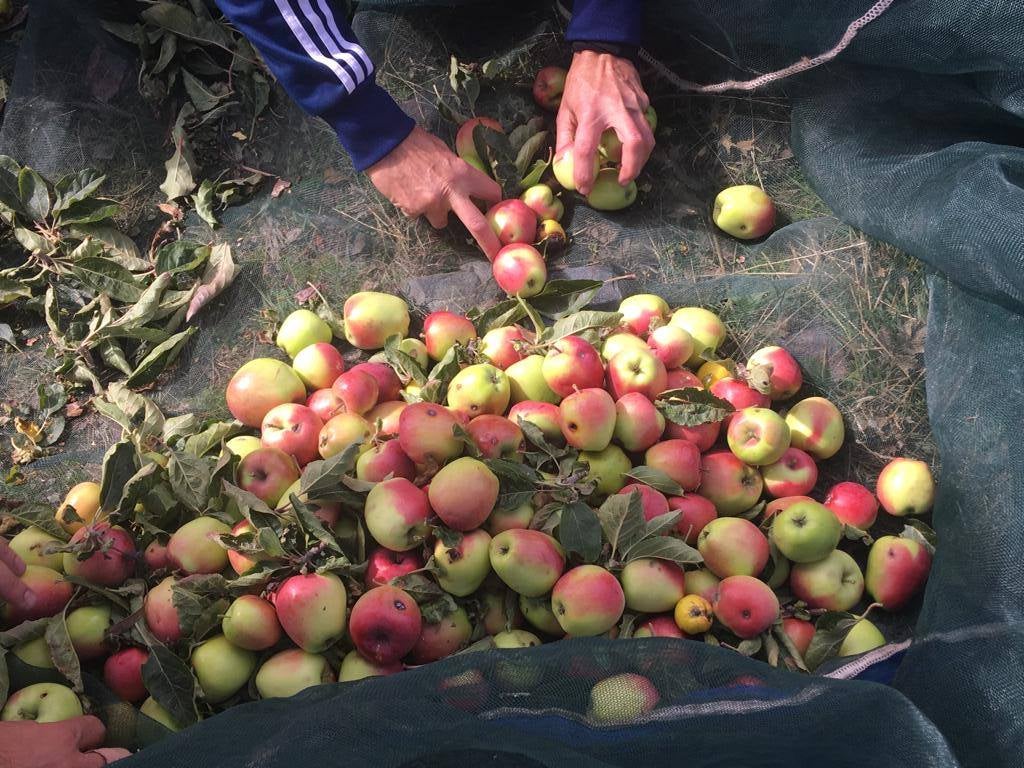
[1,0,1021,765]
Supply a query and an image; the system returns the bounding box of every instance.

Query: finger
[98,748,133,763]
[555,106,577,155]
[462,167,502,205]
[573,122,601,194]
[70,715,107,751]
[616,119,655,185]
[0,563,35,611]
[424,204,450,230]
[451,195,502,260]
[0,539,26,576]
[75,752,112,768]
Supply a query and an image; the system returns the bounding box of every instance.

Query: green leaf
[182,69,227,113]
[184,421,243,457]
[290,495,343,554]
[557,502,602,563]
[903,520,937,555]
[468,298,523,335]
[160,104,197,200]
[155,241,209,275]
[391,573,447,604]
[141,3,232,50]
[70,224,146,270]
[519,158,549,189]
[71,257,143,303]
[99,338,133,376]
[125,327,196,388]
[0,155,26,216]
[655,387,734,427]
[220,482,281,533]
[0,323,16,350]
[192,180,217,228]
[643,509,682,538]
[527,279,603,318]
[623,466,684,497]
[772,624,810,673]
[18,167,50,221]
[0,619,50,648]
[114,461,165,518]
[99,20,145,46]
[13,228,49,254]
[508,118,546,152]
[167,450,212,512]
[514,131,548,177]
[151,33,178,76]
[596,492,646,560]
[736,636,763,657]
[623,535,703,568]
[515,294,545,336]
[99,272,172,337]
[549,310,623,341]
[139,629,199,726]
[56,198,119,226]
[169,574,230,643]
[37,383,67,418]
[0,279,32,308]
[99,440,141,513]
[382,336,427,386]
[186,243,236,320]
[485,458,541,511]
[804,611,859,671]
[52,169,106,215]
[44,612,82,692]
[3,502,68,541]
[99,383,166,443]
[300,444,365,504]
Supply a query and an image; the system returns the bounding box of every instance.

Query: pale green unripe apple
[277,309,332,358]
[712,184,776,239]
[446,364,510,416]
[13,636,54,669]
[519,594,565,636]
[343,292,411,351]
[140,697,183,731]
[493,629,541,648]
[838,618,886,656]
[1,683,83,723]
[505,355,559,404]
[339,650,401,681]
[771,500,842,563]
[255,649,335,699]
[586,168,637,211]
[876,458,935,516]
[669,307,727,366]
[190,634,257,704]
[579,445,632,496]
[9,526,63,571]
[225,435,262,459]
[434,529,493,597]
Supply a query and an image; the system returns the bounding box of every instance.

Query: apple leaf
[772,624,810,673]
[596,492,646,560]
[548,310,623,343]
[99,440,141,514]
[138,626,199,726]
[44,611,82,693]
[186,243,237,321]
[764,630,781,667]
[300,444,364,505]
[736,636,762,657]
[467,298,523,335]
[507,118,545,152]
[843,523,874,546]
[290,494,344,555]
[154,240,209,276]
[519,157,549,189]
[527,279,603,319]
[167,449,212,513]
[125,327,197,389]
[803,610,859,671]
[655,387,734,427]
[420,595,461,625]
[18,166,51,221]
[623,466,683,497]
[485,458,541,511]
[529,502,563,535]
[221,481,281,533]
[761,539,788,587]
[170,574,231,643]
[391,573,448,604]
[643,509,682,538]
[557,501,603,563]
[160,104,197,200]
[622,534,703,568]
[383,335,428,386]
[738,500,766,522]
[618,611,639,639]
[902,520,937,555]
[183,420,242,457]
[743,361,774,396]
[113,461,164,519]
[52,168,106,216]
[3,502,69,541]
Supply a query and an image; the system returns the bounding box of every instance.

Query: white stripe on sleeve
[272,0,357,92]
[314,0,375,77]
[297,0,367,84]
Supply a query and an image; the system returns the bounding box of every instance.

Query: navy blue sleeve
[214,0,415,171]
[566,0,644,47]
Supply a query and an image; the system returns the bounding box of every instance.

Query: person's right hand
[0,536,36,611]
[0,716,132,767]
[366,126,504,259]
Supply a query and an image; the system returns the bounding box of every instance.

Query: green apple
[771,500,842,563]
[190,634,257,703]
[519,594,565,636]
[789,549,864,611]
[167,516,231,574]
[339,650,401,681]
[486,503,534,535]
[838,618,885,656]
[619,558,686,613]
[446,364,510,417]
[579,444,632,496]
[602,332,649,362]
[588,673,659,724]
[399,338,429,369]
[552,147,600,192]
[586,168,637,211]
[13,636,54,669]
[222,595,282,651]
[490,529,565,597]
[668,307,728,367]
[140,696,183,731]
[1,683,82,722]
[505,355,559,404]
[876,458,935,516]
[727,407,792,466]
[225,435,262,459]
[255,649,335,698]
[493,629,542,649]
[277,308,332,358]
[712,184,776,239]
[434,529,493,597]
[67,604,113,660]
[8,526,62,571]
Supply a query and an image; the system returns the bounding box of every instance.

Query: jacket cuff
[565,0,643,48]
[323,81,416,172]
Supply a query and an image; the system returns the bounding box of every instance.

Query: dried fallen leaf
[24,336,40,347]
[157,202,184,221]
[232,131,248,141]
[271,178,292,198]
[294,284,320,304]
[14,418,43,445]
[65,401,85,418]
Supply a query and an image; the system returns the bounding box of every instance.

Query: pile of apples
[0,287,935,732]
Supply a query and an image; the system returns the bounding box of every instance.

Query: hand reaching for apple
[556,50,655,194]
[0,717,131,767]
[366,126,504,259]
[0,536,36,610]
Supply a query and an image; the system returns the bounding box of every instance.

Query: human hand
[366,126,504,259]
[0,536,36,611]
[0,716,132,768]
[556,50,655,194]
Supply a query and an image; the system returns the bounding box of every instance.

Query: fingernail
[21,588,37,608]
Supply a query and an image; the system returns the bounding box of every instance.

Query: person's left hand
[555,50,655,195]
[0,717,132,768]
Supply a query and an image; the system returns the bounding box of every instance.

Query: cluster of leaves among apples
[0,157,237,403]
[0,285,937,739]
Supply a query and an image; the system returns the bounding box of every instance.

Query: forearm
[214,0,414,170]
